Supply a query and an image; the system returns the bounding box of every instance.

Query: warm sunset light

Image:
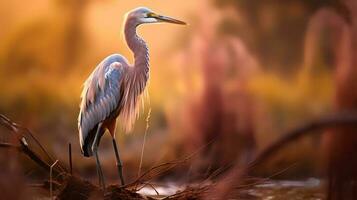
[0,0,356,199]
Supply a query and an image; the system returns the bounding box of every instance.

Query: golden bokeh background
[0,0,353,187]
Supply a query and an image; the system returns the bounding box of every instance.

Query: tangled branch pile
[2,113,357,199]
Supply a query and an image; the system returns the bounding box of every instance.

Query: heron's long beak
[150,13,186,25]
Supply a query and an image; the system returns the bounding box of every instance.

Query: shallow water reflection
[138,178,324,199]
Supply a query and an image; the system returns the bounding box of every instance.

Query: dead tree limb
[0,142,19,149]
[249,112,357,168]
[0,114,63,168]
[0,114,64,176]
[208,112,357,199]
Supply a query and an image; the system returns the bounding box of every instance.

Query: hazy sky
[85,1,196,63]
[0,0,197,60]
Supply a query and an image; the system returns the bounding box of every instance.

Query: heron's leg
[92,123,106,191]
[112,138,125,185]
[94,149,105,190]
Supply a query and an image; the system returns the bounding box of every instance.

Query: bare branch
[68,143,73,175]
[209,112,357,199]
[249,112,357,168]
[0,142,20,149]
[0,114,65,176]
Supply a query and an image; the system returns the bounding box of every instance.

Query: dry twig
[0,114,65,176]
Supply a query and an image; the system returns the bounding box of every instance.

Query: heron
[78,7,186,190]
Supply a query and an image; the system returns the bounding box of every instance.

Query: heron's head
[125,7,186,26]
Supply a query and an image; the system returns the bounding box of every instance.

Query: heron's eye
[146,12,157,18]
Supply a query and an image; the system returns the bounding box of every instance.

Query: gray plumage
[77,6,186,188]
[79,54,128,156]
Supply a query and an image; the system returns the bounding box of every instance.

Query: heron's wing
[78,60,125,154]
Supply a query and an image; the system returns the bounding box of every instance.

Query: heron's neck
[124,20,149,75]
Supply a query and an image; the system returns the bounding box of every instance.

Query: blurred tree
[1,0,91,75]
[170,1,260,178]
[0,0,95,152]
[321,1,357,199]
[55,0,90,70]
[212,0,349,73]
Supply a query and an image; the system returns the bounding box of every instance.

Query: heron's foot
[98,171,106,191]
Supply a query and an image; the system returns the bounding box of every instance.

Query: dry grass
[0,113,214,199]
[2,112,357,199]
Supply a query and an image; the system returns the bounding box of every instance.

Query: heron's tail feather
[81,124,105,157]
